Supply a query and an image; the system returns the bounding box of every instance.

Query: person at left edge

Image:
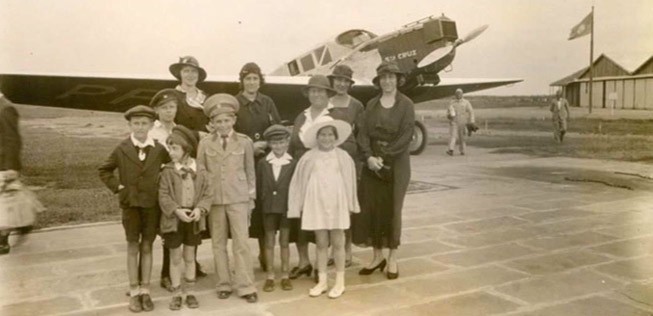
[99,105,170,313]
[0,92,24,255]
[234,62,282,273]
[169,56,209,133]
[196,93,258,303]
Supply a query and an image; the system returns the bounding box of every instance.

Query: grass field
[13,96,653,229]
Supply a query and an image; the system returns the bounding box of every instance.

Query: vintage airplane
[0,14,521,155]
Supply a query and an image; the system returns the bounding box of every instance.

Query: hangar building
[551,53,653,109]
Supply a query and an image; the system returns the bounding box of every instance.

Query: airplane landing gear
[409,121,428,155]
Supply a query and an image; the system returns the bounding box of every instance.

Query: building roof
[550,52,653,86]
[550,67,588,86]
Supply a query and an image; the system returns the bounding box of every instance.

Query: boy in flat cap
[149,88,180,151]
[159,125,212,310]
[99,105,170,313]
[257,125,296,292]
[196,93,259,303]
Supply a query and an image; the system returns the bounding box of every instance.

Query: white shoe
[328,285,345,299]
[309,282,328,297]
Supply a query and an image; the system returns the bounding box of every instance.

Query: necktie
[221,135,228,150]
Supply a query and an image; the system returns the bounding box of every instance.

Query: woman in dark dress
[233,62,282,272]
[327,64,364,267]
[169,56,209,132]
[352,61,414,280]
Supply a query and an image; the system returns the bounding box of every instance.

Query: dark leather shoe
[185,294,199,309]
[217,291,232,299]
[168,296,182,311]
[128,295,142,313]
[195,262,208,278]
[289,264,312,279]
[386,264,399,280]
[242,292,258,303]
[140,294,154,312]
[359,259,386,275]
[160,277,173,292]
[263,279,275,292]
[281,278,293,291]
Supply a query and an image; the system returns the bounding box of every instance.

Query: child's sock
[183,278,196,297]
[129,285,140,297]
[140,284,150,295]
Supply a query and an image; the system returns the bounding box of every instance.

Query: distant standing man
[550,90,570,143]
[446,88,475,156]
[0,92,22,254]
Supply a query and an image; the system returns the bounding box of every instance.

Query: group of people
[97,56,415,312]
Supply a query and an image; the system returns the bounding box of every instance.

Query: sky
[1,0,652,95]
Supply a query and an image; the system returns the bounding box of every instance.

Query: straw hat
[301,116,352,149]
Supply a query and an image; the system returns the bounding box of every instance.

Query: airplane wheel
[409,121,428,155]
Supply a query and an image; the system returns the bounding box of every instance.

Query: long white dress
[301,150,350,230]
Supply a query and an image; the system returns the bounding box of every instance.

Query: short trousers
[162,221,202,248]
[121,207,159,243]
[263,213,290,233]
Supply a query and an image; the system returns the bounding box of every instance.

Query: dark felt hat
[263,124,291,140]
[302,75,337,98]
[203,93,240,118]
[169,56,207,83]
[239,62,264,82]
[170,125,198,154]
[328,64,355,85]
[124,105,156,121]
[149,89,181,108]
[372,61,405,87]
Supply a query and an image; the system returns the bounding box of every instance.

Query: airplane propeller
[417,24,488,68]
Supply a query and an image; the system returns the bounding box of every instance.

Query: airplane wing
[407,78,523,103]
[0,73,520,120]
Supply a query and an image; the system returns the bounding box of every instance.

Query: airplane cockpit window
[335,29,377,48]
[288,60,300,76]
[321,49,332,65]
[300,54,315,72]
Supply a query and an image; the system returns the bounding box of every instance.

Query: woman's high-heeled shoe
[289,264,313,279]
[386,262,399,280]
[358,259,386,275]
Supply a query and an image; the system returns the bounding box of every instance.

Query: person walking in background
[288,118,359,299]
[196,94,258,303]
[446,88,475,156]
[550,90,570,143]
[99,105,170,313]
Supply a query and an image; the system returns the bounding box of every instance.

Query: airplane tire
[409,121,428,155]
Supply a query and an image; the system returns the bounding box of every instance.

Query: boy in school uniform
[158,125,212,310]
[258,125,296,292]
[196,93,259,303]
[99,105,170,313]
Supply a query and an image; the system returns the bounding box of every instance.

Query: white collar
[266,151,292,165]
[303,103,334,120]
[130,133,155,148]
[174,158,197,172]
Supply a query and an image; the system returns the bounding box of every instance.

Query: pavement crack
[564,177,634,190]
[619,291,653,308]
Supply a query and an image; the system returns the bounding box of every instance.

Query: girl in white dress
[288,117,359,298]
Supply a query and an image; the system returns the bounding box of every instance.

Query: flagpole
[589,6,594,114]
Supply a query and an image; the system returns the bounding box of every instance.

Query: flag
[568,12,593,40]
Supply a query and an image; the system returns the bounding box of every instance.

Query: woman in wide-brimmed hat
[232,62,282,273]
[169,56,209,132]
[326,64,364,268]
[352,61,414,280]
[287,74,337,280]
